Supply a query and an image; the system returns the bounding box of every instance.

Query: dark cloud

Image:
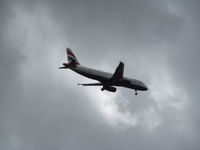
[0,0,200,150]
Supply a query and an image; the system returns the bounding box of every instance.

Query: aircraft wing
[78,83,103,86]
[110,61,124,83]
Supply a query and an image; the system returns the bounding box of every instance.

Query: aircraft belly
[116,78,145,90]
[124,84,146,91]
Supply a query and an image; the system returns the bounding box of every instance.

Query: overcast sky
[0,0,200,150]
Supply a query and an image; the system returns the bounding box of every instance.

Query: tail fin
[66,48,80,65]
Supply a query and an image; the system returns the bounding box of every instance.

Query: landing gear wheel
[101,88,104,91]
[135,90,138,95]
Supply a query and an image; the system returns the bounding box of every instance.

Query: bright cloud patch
[85,55,188,131]
[86,88,161,130]
[86,89,138,128]
[148,59,188,110]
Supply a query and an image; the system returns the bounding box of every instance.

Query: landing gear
[101,87,104,91]
[135,90,138,95]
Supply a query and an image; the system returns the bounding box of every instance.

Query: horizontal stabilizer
[78,83,103,86]
[59,66,68,69]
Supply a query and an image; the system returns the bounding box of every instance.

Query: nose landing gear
[135,90,138,95]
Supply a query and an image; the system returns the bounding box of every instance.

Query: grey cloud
[0,0,200,150]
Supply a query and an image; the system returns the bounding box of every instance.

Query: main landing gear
[135,90,138,95]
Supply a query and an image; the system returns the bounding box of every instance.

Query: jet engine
[101,86,117,92]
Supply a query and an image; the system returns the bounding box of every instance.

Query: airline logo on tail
[59,48,80,69]
[67,48,80,65]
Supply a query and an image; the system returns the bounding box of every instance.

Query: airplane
[59,48,148,95]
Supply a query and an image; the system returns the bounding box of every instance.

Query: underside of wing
[78,82,103,86]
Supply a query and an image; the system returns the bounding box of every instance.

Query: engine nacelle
[102,86,117,92]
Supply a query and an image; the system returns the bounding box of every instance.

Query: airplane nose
[144,85,148,91]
